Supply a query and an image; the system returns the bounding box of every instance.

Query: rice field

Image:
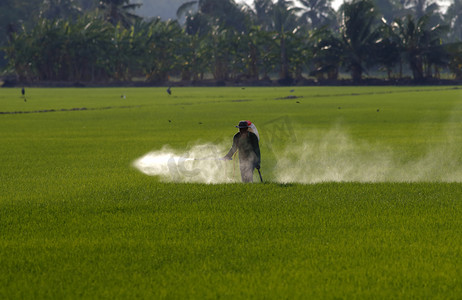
[0,86,461,298]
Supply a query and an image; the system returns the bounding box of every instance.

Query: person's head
[236,120,249,133]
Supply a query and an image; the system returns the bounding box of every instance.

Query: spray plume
[274,121,462,183]
[132,143,237,183]
[133,102,462,184]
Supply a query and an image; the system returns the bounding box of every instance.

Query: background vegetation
[1,0,462,84]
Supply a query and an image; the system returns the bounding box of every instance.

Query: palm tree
[374,22,401,79]
[246,0,274,31]
[298,0,336,28]
[177,0,247,32]
[76,0,98,11]
[371,0,406,23]
[405,0,444,28]
[98,0,141,28]
[310,28,342,80]
[272,0,300,81]
[391,14,449,81]
[404,0,439,18]
[445,0,462,42]
[39,0,82,20]
[340,0,381,83]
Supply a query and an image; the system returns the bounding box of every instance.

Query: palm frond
[176,1,198,19]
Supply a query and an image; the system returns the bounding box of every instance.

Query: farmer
[223,120,261,182]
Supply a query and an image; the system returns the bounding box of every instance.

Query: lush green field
[1,86,461,298]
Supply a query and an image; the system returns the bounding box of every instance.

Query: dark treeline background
[1,0,461,85]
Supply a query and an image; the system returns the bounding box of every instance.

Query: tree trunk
[410,55,424,82]
[351,64,362,83]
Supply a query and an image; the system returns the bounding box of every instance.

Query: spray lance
[257,165,263,183]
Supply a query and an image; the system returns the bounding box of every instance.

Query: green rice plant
[0,86,461,298]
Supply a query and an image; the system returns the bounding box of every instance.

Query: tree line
[2,0,462,84]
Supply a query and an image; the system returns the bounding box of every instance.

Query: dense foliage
[1,0,461,83]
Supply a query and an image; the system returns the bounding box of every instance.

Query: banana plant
[143,19,183,82]
[446,42,462,80]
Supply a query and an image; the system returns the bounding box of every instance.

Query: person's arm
[223,133,239,160]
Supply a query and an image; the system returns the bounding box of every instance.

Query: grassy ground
[1,86,461,298]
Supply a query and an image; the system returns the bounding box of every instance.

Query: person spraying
[223,120,261,183]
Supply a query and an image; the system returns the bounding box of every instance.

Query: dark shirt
[225,132,261,167]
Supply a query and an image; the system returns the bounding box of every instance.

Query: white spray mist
[134,98,462,184]
[273,122,462,183]
[132,143,239,183]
